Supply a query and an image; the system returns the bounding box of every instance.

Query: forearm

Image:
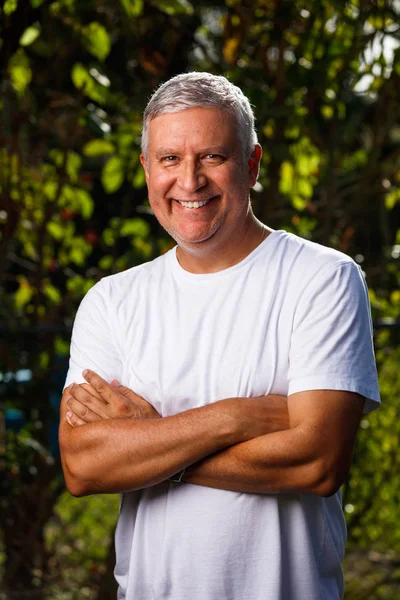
[184,428,324,495]
[184,390,365,497]
[60,395,282,496]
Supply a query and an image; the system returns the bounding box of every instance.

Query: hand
[65,369,160,427]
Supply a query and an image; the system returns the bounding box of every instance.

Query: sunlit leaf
[120,218,150,238]
[279,161,294,194]
[71,63,107,103]
[66,152,82,182]
[297,178,312,198]
[151,0,193,15]
[3,0,18,15]
[43,280,62,304]
[69,238,92,265]
[14,277,33,310]
[47,221,65,240]
[101,156,124,193]
[19,24,41,47]
[82,22,111,62]
[385,188,400,210]
[8,50,32,95]
[74,188,94,219]
[132,166,145,188]
[120,0,143,16]
[83,139,115,157]
[99,255,114,269]
[292,196,307,210]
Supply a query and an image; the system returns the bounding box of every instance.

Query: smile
[177,198,213,209]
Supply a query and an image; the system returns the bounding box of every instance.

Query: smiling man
[59,72,380,600]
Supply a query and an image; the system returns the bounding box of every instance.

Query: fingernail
[111,379,120,388]
[82,369,88,377]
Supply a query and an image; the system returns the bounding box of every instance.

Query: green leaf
[83,139,115,157]
[8,51,32,95]
[151,0,193,15]
[120,218,150,238]
[15,277,33,310]
[297,178,313,198]
[120,0,143,16]
[385,188,400,210]
[43,281,61,304]
[279,161,294,194]
[82,22,111,62]
[47,221,65,240]
[19,23,41,47]
[3,0,18,15]
[292,196,307,211]
[101,156,124,193]
[99,255,114,270]
[66,152,82,182]
[69,238,92,266]
[43,180,58,201]
[132,166,145,188]
[71,63,107,103]
[74,188,94,219]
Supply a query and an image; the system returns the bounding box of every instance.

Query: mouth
[174,196,218,209]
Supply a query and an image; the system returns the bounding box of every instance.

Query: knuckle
[82,392,92,405]
[96,381,106,394]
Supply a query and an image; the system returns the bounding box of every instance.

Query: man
[59,72,380,600]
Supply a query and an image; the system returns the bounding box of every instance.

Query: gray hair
[141,72,258,161]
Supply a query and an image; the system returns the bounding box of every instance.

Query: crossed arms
[59,370,365,498]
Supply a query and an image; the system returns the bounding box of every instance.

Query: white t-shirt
[65,230,380,600]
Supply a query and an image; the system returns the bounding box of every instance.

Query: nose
[177,159,207,193]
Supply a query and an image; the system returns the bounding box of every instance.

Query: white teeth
[178,198,211,208]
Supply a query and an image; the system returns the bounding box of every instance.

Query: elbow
[65,478,89,498]
[64,464,95,497]
[310,457,349,498]
[60,448,95,497]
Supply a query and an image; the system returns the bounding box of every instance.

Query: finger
[81,382,104,402]
[67,396,105,422]
[69,384,110,420]
[82,369,115,403]
[117,384,144,403]
[66,410,86,427]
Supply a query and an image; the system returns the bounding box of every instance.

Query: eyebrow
[154,146,230,158]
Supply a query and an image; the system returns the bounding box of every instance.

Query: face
[140,107,261,257]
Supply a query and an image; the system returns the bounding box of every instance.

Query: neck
[176,216,271,274]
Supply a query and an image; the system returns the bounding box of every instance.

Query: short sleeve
[64,281,122,389]
[288,261,380,414]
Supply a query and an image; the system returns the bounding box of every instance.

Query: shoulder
[270,230,362,292]
[273,230,354,268]
[78,250,173,314]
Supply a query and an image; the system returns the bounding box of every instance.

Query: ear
[140,153,150,185]
[248,144,262,188]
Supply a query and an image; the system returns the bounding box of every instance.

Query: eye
[203,154,225,164]
[161,155,179,164]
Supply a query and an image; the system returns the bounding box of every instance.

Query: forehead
[147,107,239,152]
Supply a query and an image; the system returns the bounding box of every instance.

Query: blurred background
[0,0,399,598]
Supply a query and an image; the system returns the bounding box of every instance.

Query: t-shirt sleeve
[287,260,380,413]
[64,280,122,389]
